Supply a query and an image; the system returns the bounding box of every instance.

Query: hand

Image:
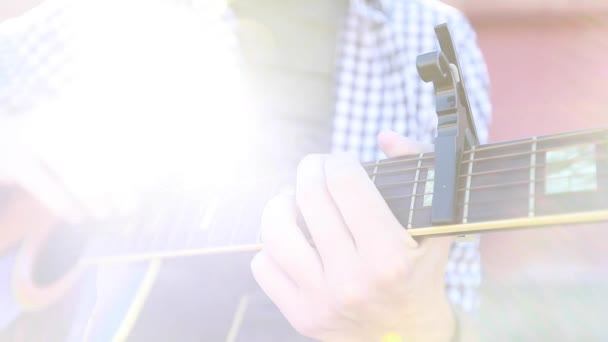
[252,130,456,341]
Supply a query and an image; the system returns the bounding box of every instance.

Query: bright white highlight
[9,0,253,222]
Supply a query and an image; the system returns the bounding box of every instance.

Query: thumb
[377,130,433,158]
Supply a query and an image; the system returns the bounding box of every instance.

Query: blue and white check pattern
[333,0,491,312]
[0,0,491,313]
[0,1,76,115]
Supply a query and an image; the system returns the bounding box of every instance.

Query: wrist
[398,291,456,342]
[381,306,455,342]
[329,293,456,342]
[365,291,457,342]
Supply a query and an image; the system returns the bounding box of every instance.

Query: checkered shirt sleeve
[0,0,77,115]
[332,0,492,313]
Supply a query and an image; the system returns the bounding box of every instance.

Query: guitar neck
[82,128,608,265]
[367,128,608,235]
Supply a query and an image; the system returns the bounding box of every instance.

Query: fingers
[250,250,300,317]
[378,130,433,158]
[323,154,414,253]
[296,154,357,274]
[260,192,323,288]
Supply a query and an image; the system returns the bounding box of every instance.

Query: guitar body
[1,22,607,338]
[0,129,604,334]
[0,187,85,335]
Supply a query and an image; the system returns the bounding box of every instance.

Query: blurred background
[445,1,608,340]
[1,0,608,340]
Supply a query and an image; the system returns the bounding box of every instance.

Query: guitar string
[107,160,605,244]
[387,191,608,215]
[380,170,608,202]
[461,140,608,164]
[362,137,608,171]
[361,128,608,168]
[455,193,545,207]
[455,157,605,179]
[198,182,608,245]
[385,193,531,208]
[364,146,608,182]
[364,139,608,174]
[93,184,608,255]
[104,134,608,248]
[362,128,608,170]
[369,154,608,187]
[456,173,605,193]
[371,154,608,185]
[462,128,608,155]
[143,171,607,251]
[91,133,608,253]
[395,187,608,213]
[94,181,284,254]
[362,154,434,168]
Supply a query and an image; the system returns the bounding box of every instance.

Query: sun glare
[16,0,253,220]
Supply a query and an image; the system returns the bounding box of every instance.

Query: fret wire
[384,192,433,201]
[201,195,222,247]
[182,195,211,250]
[131,164,604,250]
[395,189,608,214]
[170,195,196,250]
[395,206,432,213]
[461,139,608,164]
[376,178,432,190]
[130,188,182,253]
[456,171,608,193]
[132,191,171,254]
[439,210,523,223]
[455,194,539,207]
[398,203,516,213]
[91,129,608,255]
[362,129,607,169]
[199,195,219,232]
[371,160,379,183]
[408,153,423,229]
[368,154,608,180]
[529,138,537,217]
[380,171,608,200]
[457,164,533,178]
[441,207,608,224]
[367,162,433,176]
[255,213,263,244]
[401,203,513,213]
[462,128,608,155]
[368,153,608,180]
[367,148,608,188]
[361,152,430,168]
[227,193,245,247]
[463,146,475,224]
[163,192,193,251]
[457,154,608,178]
[93,178,607,256]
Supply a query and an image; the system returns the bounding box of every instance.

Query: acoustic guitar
[3,24,608,338]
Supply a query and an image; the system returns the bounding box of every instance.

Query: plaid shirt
[0,0,490,315]
[333,0,491,312]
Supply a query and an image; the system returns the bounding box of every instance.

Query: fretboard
[365,128,608,235]
[81,128,608,264]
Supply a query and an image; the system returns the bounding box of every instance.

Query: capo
[416,24,479,225]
